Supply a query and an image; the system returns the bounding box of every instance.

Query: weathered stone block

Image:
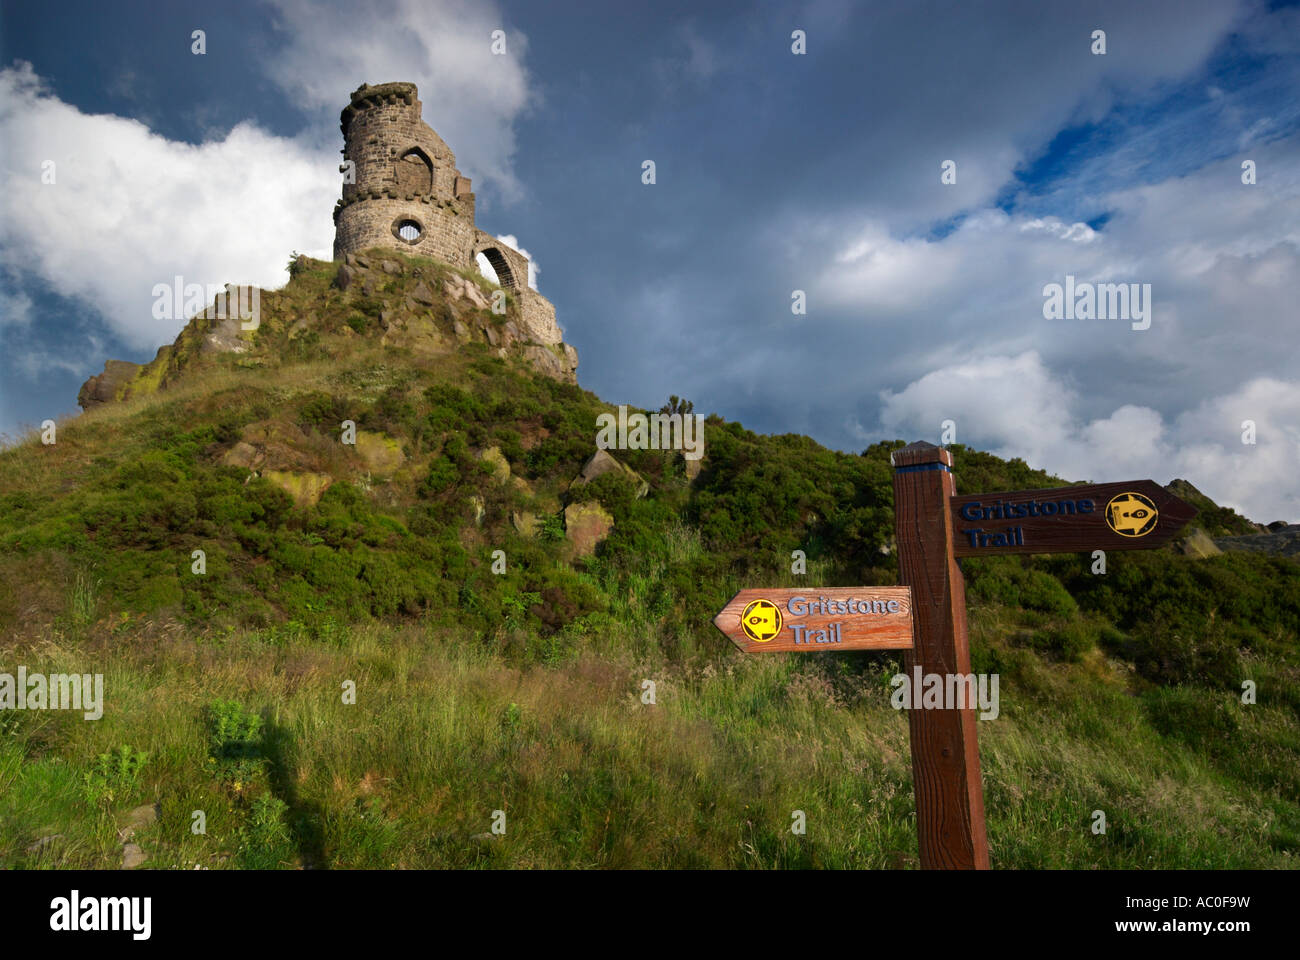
[564,502,613,558]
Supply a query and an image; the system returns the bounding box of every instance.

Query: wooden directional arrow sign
[949,479,1196,558]
[713,587,914,654]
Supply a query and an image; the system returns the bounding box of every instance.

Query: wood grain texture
[950,479,1195,557]
[892,442,990,870]
[713,587,914,654]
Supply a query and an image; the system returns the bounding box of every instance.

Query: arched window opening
[395,147,434,195]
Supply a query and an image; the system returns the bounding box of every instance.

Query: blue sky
[2,0,1298,520]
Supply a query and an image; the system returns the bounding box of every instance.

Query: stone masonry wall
[335,195,475,267]
[520,290,561,345]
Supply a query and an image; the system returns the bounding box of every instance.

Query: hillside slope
[1,253,1297,870]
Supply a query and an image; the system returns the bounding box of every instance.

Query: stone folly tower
[333,82,474,266]
[332,82,574,374]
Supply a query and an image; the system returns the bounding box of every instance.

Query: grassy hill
[1,253,1297,869]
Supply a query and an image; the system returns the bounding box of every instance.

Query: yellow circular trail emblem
[1106,492,1159,538]
[740,599,783,643]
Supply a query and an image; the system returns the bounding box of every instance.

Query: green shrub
[1026,621,1097,662]
[237,792,294,869]
[966,559,1077,617]
[208,700,266,787]
[298,391,347,428]
[82,745,149,807]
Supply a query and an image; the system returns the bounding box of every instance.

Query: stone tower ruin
[333,81,575,378]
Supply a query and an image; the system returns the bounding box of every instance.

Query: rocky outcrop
[1215,525,1300,558]
[77,359,142,409]
[76,247,578,417]
[1164,478,1265,534]
[340,253,578,383]
[218,419,405,506]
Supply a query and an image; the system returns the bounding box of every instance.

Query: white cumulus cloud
[0,61,336,351]
[879,351,1300,522]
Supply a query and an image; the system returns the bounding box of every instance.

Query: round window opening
[395,219,422,243]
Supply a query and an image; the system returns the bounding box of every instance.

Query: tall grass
[2,616,1294,869]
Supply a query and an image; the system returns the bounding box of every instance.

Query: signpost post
[713,440,1197,870]
[891,442,989,869]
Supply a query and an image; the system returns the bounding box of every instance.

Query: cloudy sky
[1,0,1297,521]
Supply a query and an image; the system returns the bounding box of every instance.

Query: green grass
[2,617,1294,869]
[1,248,1296,869]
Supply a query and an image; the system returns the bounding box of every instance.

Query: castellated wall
[333,81,574,379]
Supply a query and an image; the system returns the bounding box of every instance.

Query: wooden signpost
[713,587,914,653]
[950,479,1196,557]
[713,440,1195,870]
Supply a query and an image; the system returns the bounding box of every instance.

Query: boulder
[465,282,491,311]
[117,803,160,841]
[564,502,613,558]
[410,280,436,306]
[381,312,448,354]
[570,449,649,499]
[442,275,491,310]
[201,310,251,355]
[333,263,357,291]
[1216,525,1300,558]
[355,430,406,477]
[263,470,332,507]
[683,451,704,481]
[220,442,263,471]
[512,511,539,537]
[1176,527,1222,558]
[224,420,319,476]
[478,446,511,483]
[121,843,147,869]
